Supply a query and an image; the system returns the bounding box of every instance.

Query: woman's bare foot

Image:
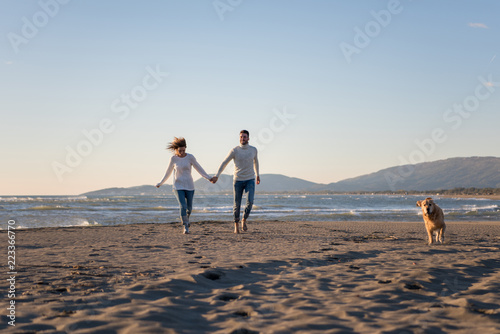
[241,218,248,232]
[234,222,240,234]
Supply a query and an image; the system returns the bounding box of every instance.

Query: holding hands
[209,176,260,184]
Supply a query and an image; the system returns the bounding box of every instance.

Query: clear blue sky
[1,0,499,195]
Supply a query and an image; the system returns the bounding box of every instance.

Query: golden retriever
[416,198,446,245]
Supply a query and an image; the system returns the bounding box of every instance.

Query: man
[212,130,260,234]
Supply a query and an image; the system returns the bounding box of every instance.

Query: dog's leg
[427,230,434,245]
[439,227,445,243]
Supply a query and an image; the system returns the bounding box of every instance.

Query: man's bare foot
[234,222,240,234]
[241,218,248,232]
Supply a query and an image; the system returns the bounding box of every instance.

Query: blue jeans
[174,190,194,218]
[233,179,255,223]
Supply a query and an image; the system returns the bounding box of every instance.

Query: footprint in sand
[201,269,224,280]
[181,237,212,268]
[404,282,423,290]
[217,292,239,301]
[229,328,258,334]
[233,310,251,318]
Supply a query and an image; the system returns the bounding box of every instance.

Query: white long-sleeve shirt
[216,144,259,182]
[157,154,211,191]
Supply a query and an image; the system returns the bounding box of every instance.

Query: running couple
[156,130,260,234]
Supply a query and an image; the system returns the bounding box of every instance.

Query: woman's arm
[156,157,175,187]
[191,155,211,181]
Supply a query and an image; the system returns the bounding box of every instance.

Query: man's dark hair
[240,130,249,137]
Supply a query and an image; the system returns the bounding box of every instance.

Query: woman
[156,137,213,234]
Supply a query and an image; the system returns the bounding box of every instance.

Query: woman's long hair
[167,137,186,152]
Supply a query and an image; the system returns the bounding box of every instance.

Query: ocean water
[1,194,500,229]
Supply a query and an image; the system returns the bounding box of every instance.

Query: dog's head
[416,197,436,216]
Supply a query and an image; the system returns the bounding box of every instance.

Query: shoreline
[441,194,500,200]
[4,220,500,333]
[5,218,500,231]
[0,217,500,234]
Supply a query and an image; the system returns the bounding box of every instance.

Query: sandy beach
[3,220,500,333]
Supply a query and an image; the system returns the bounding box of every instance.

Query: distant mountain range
[81,156,500,196]
[328,156,500,192]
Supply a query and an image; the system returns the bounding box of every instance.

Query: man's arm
[212,149,235,183]
[254,148,260,185]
